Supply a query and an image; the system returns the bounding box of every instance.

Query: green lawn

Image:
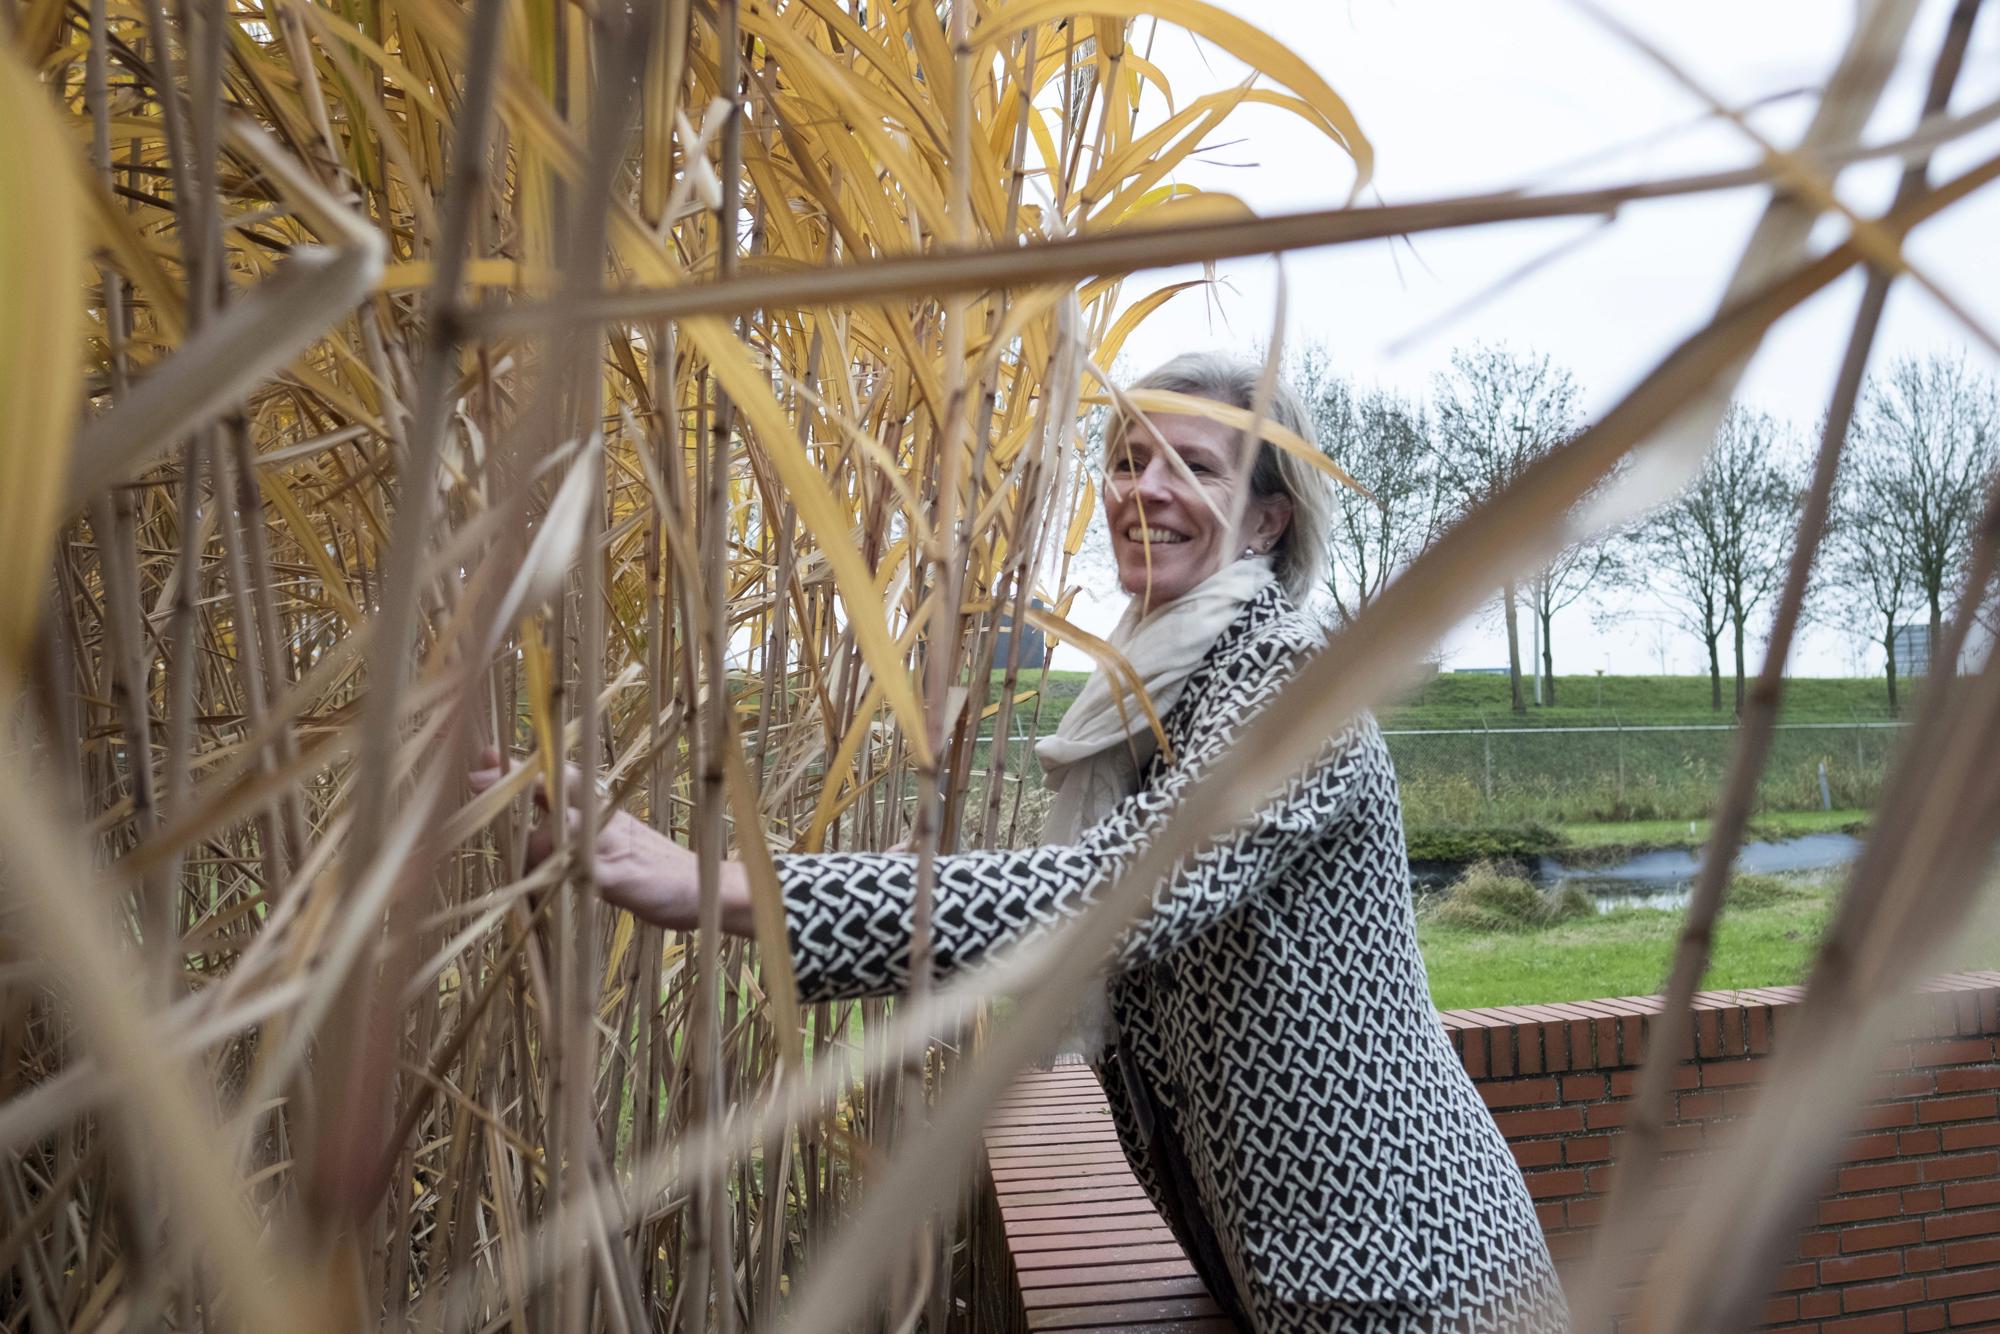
[1419,877,1836,1012]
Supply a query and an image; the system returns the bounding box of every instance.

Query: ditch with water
[1412,831,1865,912]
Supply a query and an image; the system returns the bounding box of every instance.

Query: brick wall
[1443,971,2000,1333]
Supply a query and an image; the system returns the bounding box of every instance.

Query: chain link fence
[1381,716,1906,826]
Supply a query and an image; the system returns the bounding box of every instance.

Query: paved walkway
[984,1064,1232,1333]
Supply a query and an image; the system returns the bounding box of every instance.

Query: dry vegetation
[1,0,1997,1331]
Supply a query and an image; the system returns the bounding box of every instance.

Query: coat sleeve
[775,637,1371,1002]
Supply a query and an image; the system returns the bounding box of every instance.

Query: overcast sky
[1053,0,2000,679]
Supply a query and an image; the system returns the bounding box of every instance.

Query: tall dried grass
[1,0,1997,1331]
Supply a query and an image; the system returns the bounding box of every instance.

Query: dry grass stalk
[5,2,1999,1332]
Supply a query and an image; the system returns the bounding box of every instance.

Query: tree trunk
[1503,582,1525,714]
[1731,603,1747,717]
[1706,630,1723,712]
[1930,590,1945,675]
[1540,604,1556,706]
[1883,620,1900,716]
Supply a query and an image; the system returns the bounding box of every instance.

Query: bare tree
[1289,345,1442,626]
[1851,354,1999,667]
[1431,344,1582,712]
[1524,530,1612,706]
[1822,452,1921,714]
[1631,405,1799,712]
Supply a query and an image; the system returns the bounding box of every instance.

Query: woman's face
[1104,410,1293,614]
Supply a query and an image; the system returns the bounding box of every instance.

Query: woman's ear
[1247,493,1293,555]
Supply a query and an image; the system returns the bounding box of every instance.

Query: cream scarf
[1035,554,1274,1057]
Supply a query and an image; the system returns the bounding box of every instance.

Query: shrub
[1423,860,1595,932]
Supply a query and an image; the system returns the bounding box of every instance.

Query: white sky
[1051,0,2000,678]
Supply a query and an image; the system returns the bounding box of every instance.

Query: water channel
[1414,831,1866,912]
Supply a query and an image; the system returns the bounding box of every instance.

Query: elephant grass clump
[1423,861,1594,932]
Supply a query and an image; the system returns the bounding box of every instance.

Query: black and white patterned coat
[777,584,1567,1332]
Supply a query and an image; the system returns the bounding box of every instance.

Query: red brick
[1909,1247,1946,1273]
[1840,1162,1925,1194]
[1846,1222,1925,1253]
[1566,1194,1605,1228]
[1518,1027,1546,1076]
[1906,1188,1946,1215]
[1461,1030,1489,1079]
[1944,1239,2000,1269]
[1934,1068,2000,1095]
[1534,1201,1564,1230]
[1724,1086,1764,1116]
[1802,1231,1841,1257]
[1823,1310,1904,1332]
[1779,1261,1824,1290]
[1494,1106,1584,1138]
[1491,1030,1517,1078]
[1916,1039,1995,1067]
[1542,1021,1572,1074]
[1925,1209,2000,1243]
[1896,1073,1942,1098]
[1858,1102,1923,1131]
[1801,1288,1842,1317]
[1822,1252,1905,1285]
[1765,1295,1801,1324]
[1697,1008,1724,1058]
[1585,1165,1619,1194]
[1947,1293,2000,1324]
[1847,1133,1904,1163]
[1679,1091,1726,1120]
[1905,1131,1947,1156]
[1585,1101,1628,1130]
[1526,1169,1587,1200]
[1702,1058,1762,1088]
[1566,1135,1614,1165]
[1561,1073,1607,1102]
[1923,1154,2000,1183]
[1937,1183,2000,1222]
[1909,1302,1948,1331]
[1822,1193,1909,1226]
[1920,1095,1999,1126]
[1941,1123,2000,1152]
[1511,1140,1562,1169]
[1481,1077,1559,1109]
[1843,1277,1925,1312]
[1749,1005,1774,1054]
[1925,1266,2000,1301]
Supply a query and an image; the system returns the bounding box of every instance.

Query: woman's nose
[1130,453,1177,504]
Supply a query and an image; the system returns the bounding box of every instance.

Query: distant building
[992,601,1048,670]
[1893,624,1932,677]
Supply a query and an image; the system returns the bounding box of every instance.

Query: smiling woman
[515,353,1569,1332]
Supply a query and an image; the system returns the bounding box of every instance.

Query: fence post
[1614,709,1625,806]
[1850,705,1865,779]
[1479,711,1493,808]
[1818,760,1833,811]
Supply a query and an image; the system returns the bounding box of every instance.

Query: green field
[989,670,1904,736]
[983,671,1902,837]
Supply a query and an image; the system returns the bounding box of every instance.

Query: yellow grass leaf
[0,50,84,674]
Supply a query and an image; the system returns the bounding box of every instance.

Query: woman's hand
[468,747,755,936]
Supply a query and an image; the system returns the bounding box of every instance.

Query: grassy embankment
[987,670,1893,858]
